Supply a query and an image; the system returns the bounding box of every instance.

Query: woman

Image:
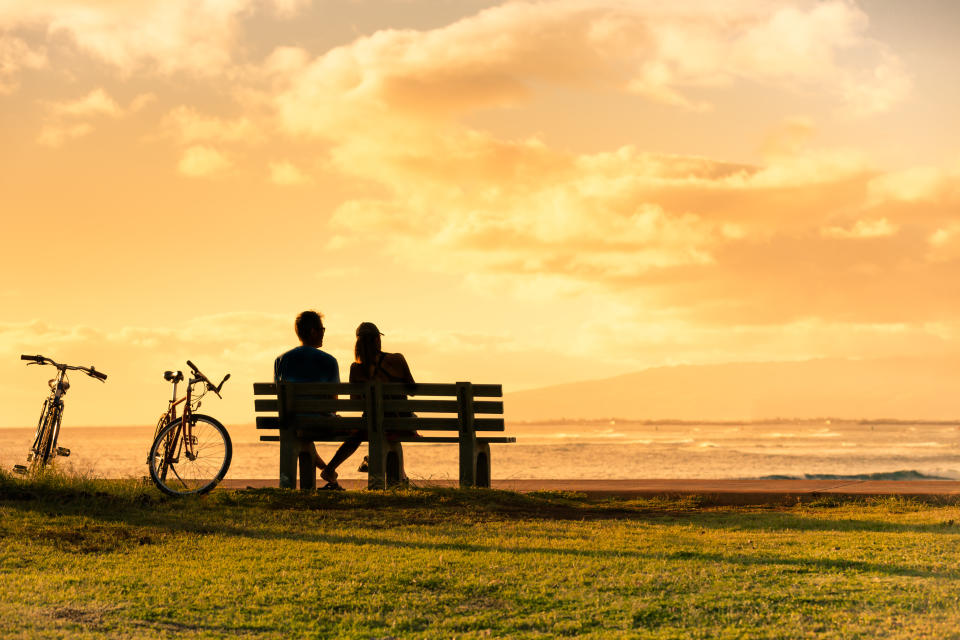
[318,322,417,487]
[350,322,415,389]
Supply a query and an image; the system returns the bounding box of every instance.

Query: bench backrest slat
[255,398,366,413]
[254,382,367,395]
[381,399,503,414]
[254,382,502,398]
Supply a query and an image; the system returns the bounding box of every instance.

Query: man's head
[295,310,325,347]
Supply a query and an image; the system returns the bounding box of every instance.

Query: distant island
[505,356,960,422]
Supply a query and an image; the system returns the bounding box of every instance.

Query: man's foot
[357,456,369,473]
[320,466,338,484]
[318,481,345,491]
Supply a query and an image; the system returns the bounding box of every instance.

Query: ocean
[2,419,959,481]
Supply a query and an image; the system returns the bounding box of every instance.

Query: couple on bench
[273,310,416,490]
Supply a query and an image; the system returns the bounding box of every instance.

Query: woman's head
[355,322,383,365]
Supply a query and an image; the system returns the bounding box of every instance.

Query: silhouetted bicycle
[13,354,107,474]
[148,360,231,496]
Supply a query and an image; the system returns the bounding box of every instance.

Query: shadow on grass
[4,471,960,581]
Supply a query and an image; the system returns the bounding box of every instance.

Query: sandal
[319,481,345,491]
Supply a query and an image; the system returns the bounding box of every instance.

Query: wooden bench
[253,381,514,490]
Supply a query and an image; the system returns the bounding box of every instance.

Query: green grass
[2,471,960,639]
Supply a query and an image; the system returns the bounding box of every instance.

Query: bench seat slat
[262,434,518,444]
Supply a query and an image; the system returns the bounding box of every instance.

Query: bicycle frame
[157,375,202,471]
[30,367,69,458]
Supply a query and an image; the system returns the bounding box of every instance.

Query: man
[274,310,338,385]
[274,310,347,489]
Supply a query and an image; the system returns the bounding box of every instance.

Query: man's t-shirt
[274,346,340,383]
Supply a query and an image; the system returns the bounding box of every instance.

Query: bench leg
[459,440,491,488]
[298,451,317,491]
[278,429,298,489]
[476,441,491,488]
[385,441,405,488]
[367,433,387,490]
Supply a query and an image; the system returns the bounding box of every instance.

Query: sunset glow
[1,0,958,426]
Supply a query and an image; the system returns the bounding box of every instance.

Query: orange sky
[1,0,958,426]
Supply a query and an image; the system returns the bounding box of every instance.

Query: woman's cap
[356,322,384,337]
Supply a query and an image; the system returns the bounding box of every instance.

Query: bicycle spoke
[148,415,232,496]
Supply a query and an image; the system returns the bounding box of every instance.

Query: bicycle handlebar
[88,367,108,381]
[20,354,107,381]
[185,360,229,397]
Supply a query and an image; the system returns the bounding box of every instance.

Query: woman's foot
[357,456,369,473]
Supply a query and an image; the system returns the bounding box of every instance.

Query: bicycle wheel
[29,403,59,471]
[148,414,232,496]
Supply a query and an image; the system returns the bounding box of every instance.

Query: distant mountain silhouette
[505,356,960,421]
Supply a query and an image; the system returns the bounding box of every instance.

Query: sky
[1,0,958,427]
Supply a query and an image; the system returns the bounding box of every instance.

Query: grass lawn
[1,471,959,639]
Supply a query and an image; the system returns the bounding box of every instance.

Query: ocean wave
[759,470,952,481]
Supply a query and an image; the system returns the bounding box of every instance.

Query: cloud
[177,145,232,177]
[0,33,46,93]
[928,224,960,263]
[161,106,261,145]
[49,87,122,117]
[268,160,311,185]
[36,88,153,147]
[822,218,898,239]
[270,0,908,138]
[0,0,311,75]
[254,0,928,328]
[37,122,93,147]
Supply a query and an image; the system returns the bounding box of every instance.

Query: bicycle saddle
[163,370,184,383]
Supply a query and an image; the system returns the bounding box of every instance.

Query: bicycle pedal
[56,447,71,457]
[13,464,27,474]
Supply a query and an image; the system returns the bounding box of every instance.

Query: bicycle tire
[30,404,59,472]
[148,414,232,496]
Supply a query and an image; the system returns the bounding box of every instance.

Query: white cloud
[37,122,93,147]
[177,145,231,177]
[270,0,909,139]
[928,224,960,263]
[37,88,152,147]
[822,218,898,239]
[0,33,46,93]
[0,0,311,75]
[49,87,123,118]
[268,160,311,185]
[161,105,262,145]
